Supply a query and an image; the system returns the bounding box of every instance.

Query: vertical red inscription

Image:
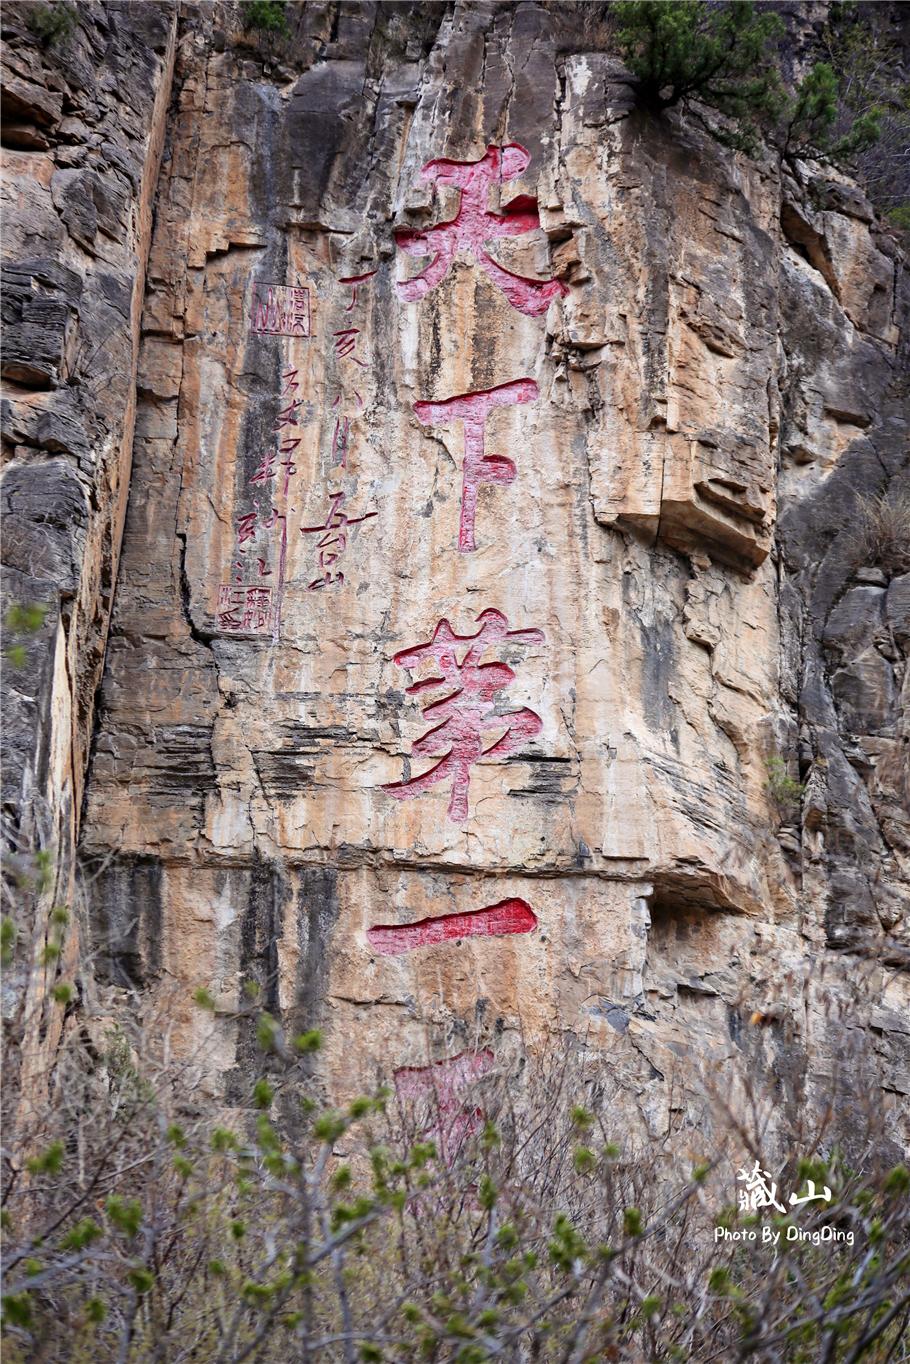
[300,490,377,590]
[394,1049,495,1164]
[333,327,367,367]
[367,897,537,956]
[414,378,538,552]
[394,143,568,317]
[328,272,373,469]
[384,608,544,823]
[219,368,301,641]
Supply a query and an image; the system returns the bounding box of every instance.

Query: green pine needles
[613,0,784,135]
[613,0,885,165]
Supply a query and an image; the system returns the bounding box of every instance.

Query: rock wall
[21,2,906,1154]
[1,1,177,1067]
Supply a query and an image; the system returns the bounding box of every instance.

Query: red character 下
[414,378,538,552]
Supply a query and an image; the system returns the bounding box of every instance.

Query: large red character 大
[384,608,545,823]
[394,143,568,318]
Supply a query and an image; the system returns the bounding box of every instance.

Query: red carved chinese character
[236,510,259,546]
[301,490,377,590]
[242,586,274,631]
[331,415,351,466]
[339,269,377,311]
[394,1050,495,1165]
[384,608,544,823]
[274,400,300,431]
[290,288,309,335]
[217,583,245,631]
[250,452,277,485]
[278,436,301,481]
[279,461,296,495]
[333,327,367,368]
[250,285,283,334]
[394,144,568,317]
[414,378,538,552]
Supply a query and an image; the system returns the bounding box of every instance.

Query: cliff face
[4,3,907,1154]
[1,0,176,1072]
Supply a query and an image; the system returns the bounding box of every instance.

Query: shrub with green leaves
[2,990,908,1362]
[239,0,288,36]
[612,0,785,150]
[26,3,77,48]
[765,753,806,811]
[3,602,49,670]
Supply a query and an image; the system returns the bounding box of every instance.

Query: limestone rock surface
[2,2,906,1159]
[2,0,176,902]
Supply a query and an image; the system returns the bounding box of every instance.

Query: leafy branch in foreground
[819,1,910,217]
[782,60,882,163]
[2,982,908,1362]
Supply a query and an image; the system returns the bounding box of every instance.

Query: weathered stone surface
[782,173,899,344]
[1,0,177,1094]
[1,3,905,1160]
[67,3,908,1158]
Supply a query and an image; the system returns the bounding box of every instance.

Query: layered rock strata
[5,2,904,1156]
[1,1,177,1072]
